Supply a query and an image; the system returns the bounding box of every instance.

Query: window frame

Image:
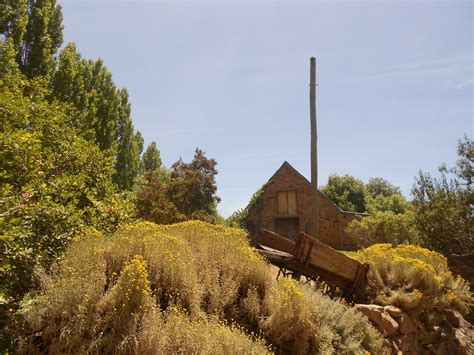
[277,189,297,215]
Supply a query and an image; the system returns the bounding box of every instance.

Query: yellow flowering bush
[352,244,472,315]
[12,221,383,353]
[261,278,383,354]
[139,306,271,354]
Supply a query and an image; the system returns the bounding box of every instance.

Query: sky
[60,0,473,217]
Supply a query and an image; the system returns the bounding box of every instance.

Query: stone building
[246,161,365,250]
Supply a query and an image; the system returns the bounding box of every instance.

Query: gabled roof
[268,161,312,186]
[268,161,363,214]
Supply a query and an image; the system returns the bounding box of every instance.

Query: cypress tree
[142,141,162,173]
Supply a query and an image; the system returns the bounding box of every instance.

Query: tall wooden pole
[310,57,319,239]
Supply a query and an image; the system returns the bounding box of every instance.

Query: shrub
[134,171,185,224]
[0,79,134,331]
[352,244,472,316]
[139,306,270,354]
[11,221,384,353]
[262,278,383,354]
[366,194,411,214]
[411,136,473,255]
[225,184,266,229]
[320,174,367,213]
[346,210,420,248]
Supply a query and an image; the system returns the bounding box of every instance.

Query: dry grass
[12,221,384,354]
[351,243,472,316]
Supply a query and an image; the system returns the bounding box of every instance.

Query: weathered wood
[256,246,295,270]
[257,229,368,297]
[294,232,361,282]
[258,229,296,255]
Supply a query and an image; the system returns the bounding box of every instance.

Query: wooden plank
[277,192,288,214]
[288,191,297,214]
[257,229,368,297]
[257,244,294,258]
[256,248,296,270]
[295,232,362,282]
[258,229,296,255]
[304,264,352,290]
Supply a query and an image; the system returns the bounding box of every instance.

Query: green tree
[1,0,63,78]
[346,211,419,248]
[412,136,473,254]
[2,2,143,191]
[51,44,142,189]
[0,67,134,327]
[141,141,162,173]
[321,174,367,212]
[52,44,118,148]
[366,194,410,214]
[366,177,401,197]
[135,171,184,224]
[0,39,22,92]
[451,135,473,188]
[0,0,28,54]
[113,89,142,190]
[364,177,410,214]
[168,149,221,221]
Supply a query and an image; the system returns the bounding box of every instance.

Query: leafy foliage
[226,184,266,230]
[10,221,383,354]
[347,211,420,248]
[51,43,143,190]
[168,149,221,222]
[135,149,221,224]
[0,51,134,338]
[320,175,409,214]
[0,0,63,79]
[320,174,367,212]
[366,193,410,214]
[412,136,473,255]
[351,244,472,316]
[345,138,472,254]
[141,141,162,173]
[1,5,143,191]
[366,177,401,197]
[135,171,184,224]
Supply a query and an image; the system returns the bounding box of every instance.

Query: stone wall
[355,304,473,354]
[448,253,474,324]
[247,162,362,250]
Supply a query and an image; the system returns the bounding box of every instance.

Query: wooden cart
[256,229,369,298]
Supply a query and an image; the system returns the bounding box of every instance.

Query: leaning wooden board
[258,229,296,255]
[257,228,369,296]
[294,232,360,281]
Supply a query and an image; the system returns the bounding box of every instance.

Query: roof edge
[268,161,367,215]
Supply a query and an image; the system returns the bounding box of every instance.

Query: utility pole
[310,57,319,239]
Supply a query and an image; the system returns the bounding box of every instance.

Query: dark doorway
[275,218,299,241]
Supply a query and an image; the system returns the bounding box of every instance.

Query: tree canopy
[320,174,367,213]
[135,149,221,225]
[1,4,142,191]
[0,54,134,319]
[366,177,401,197]
[0,1,144,332]
[168,149,221,219]
[320,174,409,214]
[0,0,63,78]
[411,136,473,254]
[141,141,162,173]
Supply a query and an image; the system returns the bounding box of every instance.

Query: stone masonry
[246,161,365,250]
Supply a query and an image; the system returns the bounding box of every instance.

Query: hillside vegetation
[352,244,472,316]
[10,221,384,354]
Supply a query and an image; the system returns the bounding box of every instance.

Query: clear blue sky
[61,0,473,217]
